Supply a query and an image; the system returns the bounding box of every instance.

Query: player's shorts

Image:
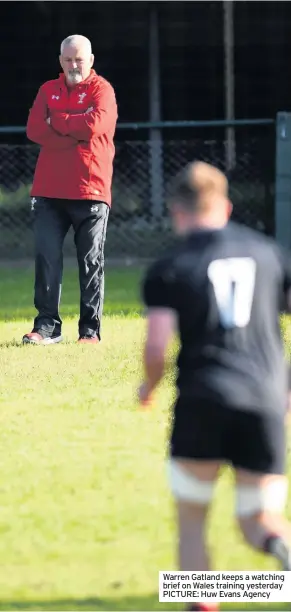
[170,397,286,474]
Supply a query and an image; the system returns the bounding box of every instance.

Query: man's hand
[138,381,154,409]
[47,109,92,125]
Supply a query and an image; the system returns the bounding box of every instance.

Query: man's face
[60,43,94,85]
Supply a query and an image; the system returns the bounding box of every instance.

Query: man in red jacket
[23,34,118,345]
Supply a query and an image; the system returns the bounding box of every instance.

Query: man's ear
[90,54,94,68]
[227,199,233,218]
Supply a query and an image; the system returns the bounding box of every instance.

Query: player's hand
[138,382,153,409]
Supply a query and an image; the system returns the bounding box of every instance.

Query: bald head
[60,35,94,85]
[168,161,232,233]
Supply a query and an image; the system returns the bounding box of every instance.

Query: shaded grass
[0,264,290,611]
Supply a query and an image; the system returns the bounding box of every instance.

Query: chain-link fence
[0,125,275,260]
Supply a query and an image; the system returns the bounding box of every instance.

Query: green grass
[0,263,290,611]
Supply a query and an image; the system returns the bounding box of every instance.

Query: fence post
[149,3,164,219]
[223,0,236,171]
[275,112,291,249]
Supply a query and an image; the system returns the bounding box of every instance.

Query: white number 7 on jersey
[207,257,256,329]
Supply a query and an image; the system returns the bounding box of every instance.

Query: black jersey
[142,222,291,414]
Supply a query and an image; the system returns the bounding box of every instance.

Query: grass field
[0,262,290,611]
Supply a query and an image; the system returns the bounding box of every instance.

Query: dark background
[0,1,286,253]
[0,0,290,133]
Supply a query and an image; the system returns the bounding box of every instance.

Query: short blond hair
[168,161,228,211]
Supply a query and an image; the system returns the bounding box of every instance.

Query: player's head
[60,35,94,85]
[168,161,232,235]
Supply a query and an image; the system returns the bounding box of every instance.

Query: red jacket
[27,70,118,205]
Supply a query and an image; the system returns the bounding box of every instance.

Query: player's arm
[50,82,118,141]
[27,87,77,149]
[140,308,176,403]
[139,261,177,406]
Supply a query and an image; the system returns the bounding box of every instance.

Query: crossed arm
[49,84,117,141]
[26,87,77,149]
[27,82,117,147]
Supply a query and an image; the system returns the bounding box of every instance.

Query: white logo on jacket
[51,95,60,100]
[78,93,87,104]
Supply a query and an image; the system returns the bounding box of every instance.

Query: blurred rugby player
[139,161,291,612]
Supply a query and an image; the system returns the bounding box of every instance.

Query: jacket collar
[58,69,98,90]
